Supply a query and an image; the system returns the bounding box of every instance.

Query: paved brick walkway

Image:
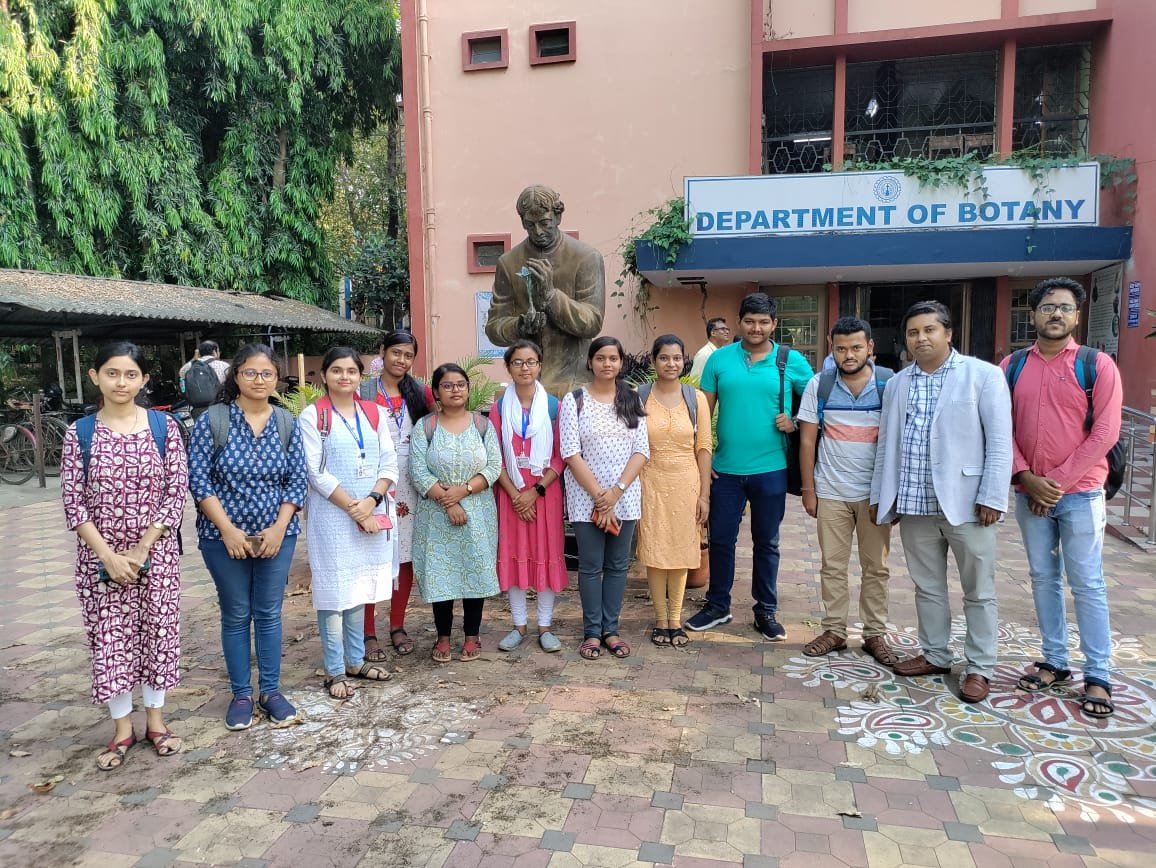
[1,481,1153,867]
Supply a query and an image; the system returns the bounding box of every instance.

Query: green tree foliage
[0,0,400,304]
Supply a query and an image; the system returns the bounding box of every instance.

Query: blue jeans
[1015,490,1112,684]
[201,536,297,698]
[706,470,787,619]
[317,607,366,678]
[573,520,637,640]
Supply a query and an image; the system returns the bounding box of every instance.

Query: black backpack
[184,359,219,408]
[1005,345,1126,500]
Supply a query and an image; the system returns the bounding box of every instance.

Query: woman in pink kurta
[61,342,189,771]
[492,340,568,653]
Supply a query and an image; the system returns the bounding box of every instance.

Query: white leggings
[107,686,166,720]
[508,587,556,628]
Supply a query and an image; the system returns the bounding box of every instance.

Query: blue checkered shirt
[897,350,961,516]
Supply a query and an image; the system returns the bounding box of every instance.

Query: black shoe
[684,608,733,632]
[754,613,786,641]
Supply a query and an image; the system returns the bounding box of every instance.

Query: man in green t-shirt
[685,293,813,641]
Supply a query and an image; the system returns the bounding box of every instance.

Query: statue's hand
[525,259,555,307]
[519,311,546,335]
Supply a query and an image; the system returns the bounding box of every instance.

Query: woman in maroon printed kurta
[61,342,189,771]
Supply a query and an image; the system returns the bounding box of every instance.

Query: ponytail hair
[586,336,645,429]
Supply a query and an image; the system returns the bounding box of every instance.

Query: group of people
[61,276,1122,772]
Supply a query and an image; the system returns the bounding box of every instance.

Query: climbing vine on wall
[616,197,694,326]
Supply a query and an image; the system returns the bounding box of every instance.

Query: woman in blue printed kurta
[410,363,501,663]
[189,344,307,731]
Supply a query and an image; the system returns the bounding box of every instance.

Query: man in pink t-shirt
[1000,277,1123,719]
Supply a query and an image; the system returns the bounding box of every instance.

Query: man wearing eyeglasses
[1000,277,1123,719]
[689,318,731,380]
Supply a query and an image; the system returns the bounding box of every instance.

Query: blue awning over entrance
[635,226,1133,287]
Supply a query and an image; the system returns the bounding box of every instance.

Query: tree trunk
[272,127,289,189]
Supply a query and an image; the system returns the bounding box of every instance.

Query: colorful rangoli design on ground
[782,619,1156,824]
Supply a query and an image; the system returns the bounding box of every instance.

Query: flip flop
[602,635,631,659]
[651,627,671,647]
[389,627,415,656]
[347,662,392,681]
[669,628,689,648]
[579,638,601,660]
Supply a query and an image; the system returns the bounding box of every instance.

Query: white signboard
[1087,263,1123,358]
[685,164,1100,237]
[474,292,504,359]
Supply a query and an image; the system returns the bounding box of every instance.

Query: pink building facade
[401,0,1153,410]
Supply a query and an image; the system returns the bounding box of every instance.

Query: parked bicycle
[0,421,36,485]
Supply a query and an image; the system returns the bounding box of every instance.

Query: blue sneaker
[259,692,298,727]
[684,607,733,632]
[754,613,787,642]
[225,696,254,731]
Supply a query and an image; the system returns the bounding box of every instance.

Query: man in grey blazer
[870,301,1013,703]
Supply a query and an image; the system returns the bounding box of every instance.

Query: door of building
[841,282,975,369]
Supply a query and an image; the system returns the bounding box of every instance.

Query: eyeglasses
[1037,303,1078,315]
[508,359,540,369]
[711,326,731,333]
[439,382,469,392]
[239,370,278,381]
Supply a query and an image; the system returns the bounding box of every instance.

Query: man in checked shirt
[870,301,1013,704]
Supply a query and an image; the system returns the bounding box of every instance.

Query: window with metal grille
[1012,44,1091,157]
[843,53,997,163]
[762,65,834,175]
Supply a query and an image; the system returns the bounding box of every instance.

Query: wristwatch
[615,481,627,492]
[533,483,546,497]
[368,491,385,506]
[465,480,475,494]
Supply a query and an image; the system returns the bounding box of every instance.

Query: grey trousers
[898,515,998,677]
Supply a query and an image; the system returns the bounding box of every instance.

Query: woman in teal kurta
[410,363,502,662]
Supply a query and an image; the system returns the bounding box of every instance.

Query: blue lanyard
[520,407,530,441]
[378,379,407,435]
[331,405,365,458]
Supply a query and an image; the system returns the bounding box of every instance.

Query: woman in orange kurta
[636,335,712,647]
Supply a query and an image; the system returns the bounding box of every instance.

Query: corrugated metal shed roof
[0,269,380,338]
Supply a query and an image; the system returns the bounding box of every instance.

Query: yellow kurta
[636,389,712,569]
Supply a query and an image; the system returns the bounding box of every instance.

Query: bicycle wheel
[0,424,37,484]
[35,414,69,476]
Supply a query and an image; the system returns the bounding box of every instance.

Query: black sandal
[651,627,671,647]
[389,627,415,656]
[1017,661,1072,692]
[669,628,689,647]
[363,635,389,663]
[1080,677,1114,718]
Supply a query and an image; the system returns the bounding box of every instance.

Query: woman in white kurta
[300,347,398,699]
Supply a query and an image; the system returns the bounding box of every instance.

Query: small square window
[467,234,511,274]
[529,22,576,66]
[462,30,509,72]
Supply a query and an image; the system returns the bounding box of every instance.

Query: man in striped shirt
[797,317,897,666]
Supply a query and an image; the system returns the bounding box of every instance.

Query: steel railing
[1115,406,1156,546]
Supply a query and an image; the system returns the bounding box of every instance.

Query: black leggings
[432,598,485,636]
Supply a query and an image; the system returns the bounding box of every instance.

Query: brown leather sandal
[862,636,899,667]
[802,630,848,657]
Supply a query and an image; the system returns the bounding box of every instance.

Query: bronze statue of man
[485,185,605,395]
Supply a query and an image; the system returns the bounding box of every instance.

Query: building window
[770,294,821,369]
[466,234,511,273]
[1012,44,1091,156]
[844,52,997,163]
[529,22,576,65]
[1010,285,1037,351]
[763,65,834,175]
[462,30,509,72]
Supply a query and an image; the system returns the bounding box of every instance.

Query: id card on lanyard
[517,407,531,470]
[334,406,373,478]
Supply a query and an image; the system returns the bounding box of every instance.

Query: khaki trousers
[817,497,892,639]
